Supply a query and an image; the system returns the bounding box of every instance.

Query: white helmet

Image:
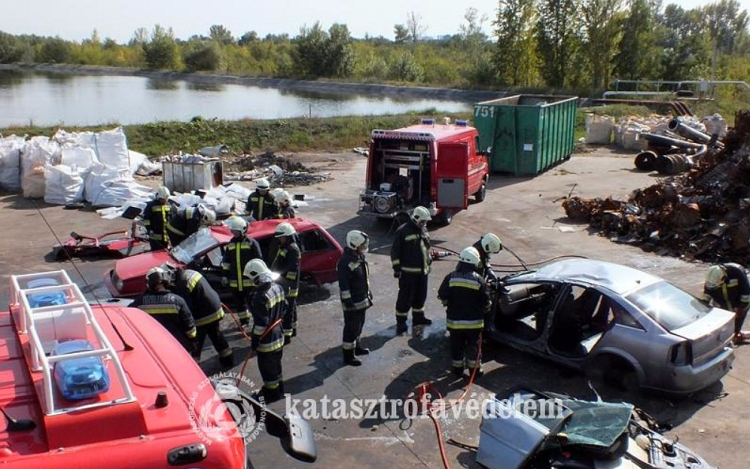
[243,259,276,285]
[277,190,292,205]
[705,265,727,289]
[274,222,296,238]
[197,205,217,225]
[146,266,172,288]
[411,206,432,224]
[156,186,170,201]
[224,216,247,236]
[255,178,270,190]
[346,230,369,251]
[459,247,481,267]
[480,233,503,254]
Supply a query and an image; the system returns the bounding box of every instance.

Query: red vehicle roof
[1,272,245,469]
[372,123,478,142]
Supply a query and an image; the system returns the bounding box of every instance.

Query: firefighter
[703,263,750,345]
[472,233,503,281]
[167,204,217,246]
[131,266,197,352]
[133,186,171,251]
[244,259,287,402]
[270,222,301,343]
[275,191,296,219]
[437,247,492,378]
[391,206,433,335]
[171,265,234,368]
[221,216,263,326]
[246,178,278,221]
[337,230,373,366]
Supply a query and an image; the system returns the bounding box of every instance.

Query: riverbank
[0,63,503,103]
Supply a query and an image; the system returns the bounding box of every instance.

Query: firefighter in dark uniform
[338,230,373,366]
[172,266,234,368]
[133,186,171,251]
[271,222,301,343]
[167,204,216,246]
[437,247,492,378]
[131,266,197,352]
[246,177,278,221]
[472,233,503,281]
[391,206,433,335]
[244,259,287,402]
[221,216,263,326]
[703,263,750,345]
[275,191,296,219]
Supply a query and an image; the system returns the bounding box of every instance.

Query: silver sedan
[487,259,735,394]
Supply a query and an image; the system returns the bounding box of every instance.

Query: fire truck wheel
[436,210,453,226]
[475,182,487,203]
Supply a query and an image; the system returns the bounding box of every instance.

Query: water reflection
[0,70,25,88]
[147,78,180,90]
[187,82,225,92]
[281,88,357,102]
[41,72,74,84]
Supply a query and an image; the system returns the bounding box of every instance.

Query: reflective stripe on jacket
[251,281,287,353]
[131,290,197,339]
[337,247,373,312]
[221,236,263,291]
[271,241,301,298]
[173,269,225,327]
[390,219,431,275]
[438,266,492,330]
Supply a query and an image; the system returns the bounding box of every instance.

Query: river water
[0,70,473,127]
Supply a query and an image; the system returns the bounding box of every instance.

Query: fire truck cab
[358,118,489,225]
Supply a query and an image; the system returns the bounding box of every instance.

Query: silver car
[487,259,735,393]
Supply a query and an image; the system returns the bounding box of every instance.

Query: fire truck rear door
[436,142,470,210]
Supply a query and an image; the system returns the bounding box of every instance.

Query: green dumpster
[474,95,578,176]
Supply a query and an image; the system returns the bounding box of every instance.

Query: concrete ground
[0,146,746,469]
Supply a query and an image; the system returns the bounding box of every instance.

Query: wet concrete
[0,146,746,468]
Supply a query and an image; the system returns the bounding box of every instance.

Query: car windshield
[625,280,712,331]
[171,228,220,264]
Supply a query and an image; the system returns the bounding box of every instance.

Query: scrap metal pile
[563,110,750,264]
[224,151,330,186]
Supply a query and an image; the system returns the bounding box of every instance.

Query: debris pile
[563,110,750,264]
[223,151,330,186]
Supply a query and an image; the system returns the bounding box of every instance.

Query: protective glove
[393,270,401,279]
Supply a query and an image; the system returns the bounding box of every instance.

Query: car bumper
[103,270,136,298]
[655,346,734,394]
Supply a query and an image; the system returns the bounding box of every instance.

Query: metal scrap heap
[563,110,750,263]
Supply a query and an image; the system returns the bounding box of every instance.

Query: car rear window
[625,281,712,331]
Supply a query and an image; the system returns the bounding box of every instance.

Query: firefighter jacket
[703,262,750,312]
[221,235,263,291]
[276,205,296,219]
[131,289,197,340]
[142,199,171,243]
[271,241,301,299]
[167,206,201,244]
[173,269,225,327]
[437,263,492,330]
[247,190,278,221]
[250,281,287,353]
[390,219,431,275]
[471,240,495,280]
[337,247,373,312]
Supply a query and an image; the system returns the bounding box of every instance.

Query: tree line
[0,0,747,95]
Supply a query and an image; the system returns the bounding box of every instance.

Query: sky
[3,0,748,43]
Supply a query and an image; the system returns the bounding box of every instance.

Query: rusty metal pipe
[667,118,713,144]
[641,132,704,149]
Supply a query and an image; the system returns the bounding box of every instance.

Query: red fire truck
[358,118,490,225]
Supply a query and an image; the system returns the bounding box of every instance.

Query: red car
[105,218,343,298]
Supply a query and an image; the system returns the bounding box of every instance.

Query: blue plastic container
[52,340,110,400]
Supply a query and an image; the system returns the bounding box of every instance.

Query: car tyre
[475,181,487,203]
[586,355,639,393]
[436,210,453,226]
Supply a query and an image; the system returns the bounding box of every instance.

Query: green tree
[0,32,25,63]
[143,24,181,69]
[614,0,662,80]
[388,52,424,81]
[238,31,258,46]
[293,22,353,77]
[394,24,410,43]
[536,0,580,88]
[183,40,223,71]
[704,0,748,54]
[406,11,427,42]
[581,0,623,89]
[130,27,149,46]
[459,8,493,85]
[658,5,711,80]
[493,0,540,87]
[326,23,354,77]
[209,25,234,45]
[37,37,71,63]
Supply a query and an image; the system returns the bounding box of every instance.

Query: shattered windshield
[626,281,712,331]
[171,228,220,264]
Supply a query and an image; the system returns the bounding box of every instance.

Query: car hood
[113,250,177,281]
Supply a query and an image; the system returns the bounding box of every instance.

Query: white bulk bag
[61,147,98,173]
[54,129,96,150]
[0,135,25,192]
[84,163,132,206]
[584,115,615,145]
[90,179,154,208]
[95,127,130,170]
[44,164,84,205]
[22,137,60,198]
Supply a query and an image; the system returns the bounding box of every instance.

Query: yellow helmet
[705,265,727,289]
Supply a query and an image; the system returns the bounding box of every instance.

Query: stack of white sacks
[0,127,160,207]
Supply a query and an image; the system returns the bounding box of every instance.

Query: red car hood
[111,250,181,296]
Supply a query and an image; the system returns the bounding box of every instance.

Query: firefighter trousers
[230,289,252,323]
[193,320,233,366]
[257,350,283,391]
[449,328,482,372]
[282,297,298,337]
[342,309,366,351]
[395,273,428,323]
[148,239,168,251]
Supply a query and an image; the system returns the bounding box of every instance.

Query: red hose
[222,302,282,387]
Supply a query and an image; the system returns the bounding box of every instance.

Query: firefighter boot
[354,342,370,356]
[219,351,235,369]
[413,315,433,326]
[343,349,362,366]
[396,318,408,336]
